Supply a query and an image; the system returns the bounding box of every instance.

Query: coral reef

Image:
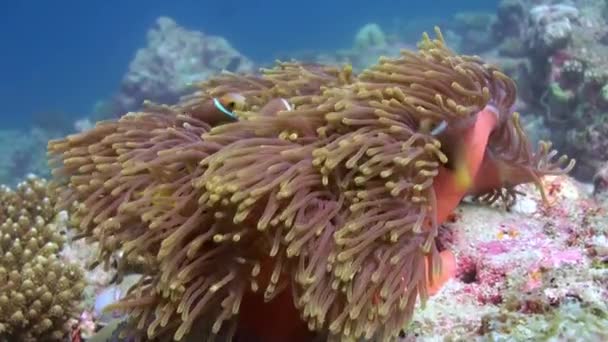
[109,16,254,119]
[461,0,608,180]
[528,3,579,53]
[494,0,526,41]
[0,176,85,341]
[47,28,573,341]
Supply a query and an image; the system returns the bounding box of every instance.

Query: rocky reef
[447,0,608,182]
[405,175,608,340]
[103,17,254,119]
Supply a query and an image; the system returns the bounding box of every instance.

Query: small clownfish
[258,98,321,137]
[189,92,246,126]
[213,93,246,120]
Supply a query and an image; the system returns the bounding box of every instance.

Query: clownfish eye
[224,101,236,110]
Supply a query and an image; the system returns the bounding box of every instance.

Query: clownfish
[421,105,500,296]
[212,93,246,120]
[192,95,295,128]
[189,93,246,126]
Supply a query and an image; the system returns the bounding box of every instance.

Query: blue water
[0,0,498,130]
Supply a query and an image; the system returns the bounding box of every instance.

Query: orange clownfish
[212,93,247,120]
[188,93,246,126]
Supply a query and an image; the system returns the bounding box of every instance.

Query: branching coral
[48,28,573,341]
[0,176,85,341]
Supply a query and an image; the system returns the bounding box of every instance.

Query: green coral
[548,82,575,103]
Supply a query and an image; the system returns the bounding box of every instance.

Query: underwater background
[1,0,607,341]
[1,0,500,187]
[0,0,496,131]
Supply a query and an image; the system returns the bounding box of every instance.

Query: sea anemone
[47,28,573,341]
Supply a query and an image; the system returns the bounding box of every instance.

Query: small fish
[94,286,123,323]
[429,120,448,136]
[188,93,245,126]
[213,93,246,120]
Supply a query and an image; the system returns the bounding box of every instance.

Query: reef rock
[111,17,254,117]
[404,175,608,341]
